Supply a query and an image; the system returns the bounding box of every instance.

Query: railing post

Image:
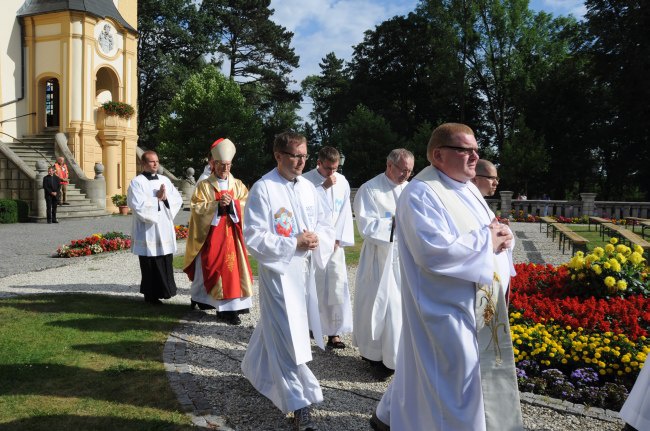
[33,160,47,219]
[580,193,597,217]
[500,191,513,219]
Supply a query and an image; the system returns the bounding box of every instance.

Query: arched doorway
[95,66,119,105]
[45,78,59,128]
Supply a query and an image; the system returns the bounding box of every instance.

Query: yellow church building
[0,0,139,218]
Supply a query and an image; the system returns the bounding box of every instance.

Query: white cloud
[530,0,587,18]
[269,0,418,120]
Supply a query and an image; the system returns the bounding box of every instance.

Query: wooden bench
[641,221,650,239]
[588,216,610,234]
[552,223,589,255]
[625,217,650,233]
[606,224,650,252]
[539,216,557,235]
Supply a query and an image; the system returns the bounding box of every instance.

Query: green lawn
[0,294,194,431]
[556,223,639,252]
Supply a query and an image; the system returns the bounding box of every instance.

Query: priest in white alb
[127,150,183,305]
[241,131,334,431]
[353,148,414,377]
[303,146,355,349]
[371,123,523,431]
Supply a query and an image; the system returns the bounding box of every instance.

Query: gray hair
[387,148,414,164]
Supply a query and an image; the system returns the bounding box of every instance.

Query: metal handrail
[0,112,36,124]
[0,130,52,166]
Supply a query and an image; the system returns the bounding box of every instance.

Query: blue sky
[268,0,587,121]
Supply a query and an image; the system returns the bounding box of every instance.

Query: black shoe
[62,202,70,205]
[217,311,241,325]
[293,406,317,431]
[144,297,162,305]
[326,336,346,349]
[52,220,59,223]
[47,220,52,224]
[369,411,390,431]
[191,299,215,310]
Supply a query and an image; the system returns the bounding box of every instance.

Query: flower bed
[510,238,649,409]
[175,225,188,239]
[57,232,131,257]
[56,227,189,257]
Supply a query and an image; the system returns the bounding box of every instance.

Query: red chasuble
[187,189,253,299]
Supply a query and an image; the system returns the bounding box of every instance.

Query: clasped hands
[489,217,513,254]
[297,230,319,251]
[156,184,167,201]
[218,193,232,208]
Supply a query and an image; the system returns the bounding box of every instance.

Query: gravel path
[0,220,625,430]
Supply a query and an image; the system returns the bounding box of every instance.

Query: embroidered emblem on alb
[274,207,294,237]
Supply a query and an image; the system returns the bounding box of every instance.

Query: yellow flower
[592,264,602,275]
[605,244,615,253]
[615,244,628,253]
[617,280,627,291]
[630,252,644,265]
[610,237,618,245]
[634,245,644,254]
[616,253,627,264]
[609,259,622,272]
[604,276,616,288]
[593,247,605,257]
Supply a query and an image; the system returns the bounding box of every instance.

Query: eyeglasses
[439,145,479,156]
[390,163,413,176]
[280,151,309,161]
[476,174,499,182]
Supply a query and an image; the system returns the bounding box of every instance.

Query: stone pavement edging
[164,312,234,430]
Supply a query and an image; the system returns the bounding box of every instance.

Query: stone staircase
[5,131,110,219]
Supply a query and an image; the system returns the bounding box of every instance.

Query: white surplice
[376,166,523,431]
[620,361,650,430]
[352,172,406,369]
[241,168,334,414]
[127,174,182,256]
[303,169,354,336]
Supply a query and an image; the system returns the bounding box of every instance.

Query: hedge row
[0,199,29,223]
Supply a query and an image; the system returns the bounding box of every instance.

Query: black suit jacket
[43,174,61,195]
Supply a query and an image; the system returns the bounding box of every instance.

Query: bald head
[471,159,499,197]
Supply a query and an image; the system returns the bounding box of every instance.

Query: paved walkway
[0,219,625,430]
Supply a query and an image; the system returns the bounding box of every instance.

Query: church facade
[0,0,138,212]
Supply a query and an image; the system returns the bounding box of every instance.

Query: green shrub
[0,199,18,224]
[14,199,29,222]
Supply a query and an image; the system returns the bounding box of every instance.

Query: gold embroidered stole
[414,166,523,431]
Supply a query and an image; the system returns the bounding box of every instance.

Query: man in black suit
[43,166,61,223]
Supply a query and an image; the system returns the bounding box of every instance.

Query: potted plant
[101,101,135,119]
[111,194,129,215]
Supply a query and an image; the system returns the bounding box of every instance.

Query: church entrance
[45,78,59,128]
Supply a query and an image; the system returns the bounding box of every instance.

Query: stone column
[500,191,514,219]
[33,161,47,220]
[580,193,597,217]
[99,137,121,209]
[83,163,107,209]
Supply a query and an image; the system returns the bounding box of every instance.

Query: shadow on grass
[0,415,195,431]
[3,292,189,320]
[0,363,183,409]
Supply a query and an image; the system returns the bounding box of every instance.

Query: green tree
[585,0,650,199]
[156,66,265,185]
[347,12,464,139]
[137,0,215,150]
[301,53,350,147]
[330,105,401,187]
[498,116,549,197]
[200,0,300,108]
